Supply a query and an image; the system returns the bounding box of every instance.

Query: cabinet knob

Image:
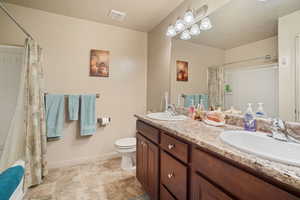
[168,144,175,150]
[167,173,174,179]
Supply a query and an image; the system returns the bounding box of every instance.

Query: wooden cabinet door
[191,173,233,200]
[136,133,159,200]
[136,134,147,187]
[146,140,159,200]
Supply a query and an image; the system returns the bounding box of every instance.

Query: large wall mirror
[169,0,300,122]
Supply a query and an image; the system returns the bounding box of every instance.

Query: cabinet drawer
[136,120,159,144]
[160,185,176,200]
[161,133,188,163]
[192,148,299,200]
[161,151,187,200]
[191,173,233,200]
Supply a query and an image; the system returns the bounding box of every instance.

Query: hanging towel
[45,94,65,138]
[200,94,209,110]
[68,95,80,120]
[194,95,200,106]
[184,95,195,108]
[80,94,96,136]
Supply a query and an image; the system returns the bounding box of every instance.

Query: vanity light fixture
[189,24,201,36]
[175,19,186,32]
[183,10,194,25]
[180,30,191,40]
[199,17,212,30]
[165,6,212,40]
[166,25,177,37]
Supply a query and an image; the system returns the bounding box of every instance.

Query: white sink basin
[220,130,300,167]
[146,112,188,121]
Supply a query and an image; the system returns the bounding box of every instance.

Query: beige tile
[43,168,62,184]
[25,183,56,199]
[25,157,145,200]
[104,176,144,200]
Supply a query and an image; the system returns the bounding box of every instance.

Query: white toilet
[115,137,136,170]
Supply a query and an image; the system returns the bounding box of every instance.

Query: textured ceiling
[3,0,184,32]
[188,0,300,49]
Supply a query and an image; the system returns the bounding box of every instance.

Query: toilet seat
[115,137,136,148]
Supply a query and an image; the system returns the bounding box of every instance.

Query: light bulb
[166,25,176,37]
[183,10,194,25]
[175,19,185,32]
[180,30,191,40]
[200,17,212,30]
[189,24,201,36]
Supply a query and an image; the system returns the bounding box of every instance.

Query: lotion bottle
[244,103,256,132]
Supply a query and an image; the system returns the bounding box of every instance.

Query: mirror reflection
[170,0,300,122]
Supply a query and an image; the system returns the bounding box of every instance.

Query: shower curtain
[208,66,224,108]
[24,38,47,187]
[0,38,47,187]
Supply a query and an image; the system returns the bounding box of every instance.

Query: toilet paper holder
[97,117,111,126]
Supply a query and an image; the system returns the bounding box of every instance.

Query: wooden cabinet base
[136,120,300,200]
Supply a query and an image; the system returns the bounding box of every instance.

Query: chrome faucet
[166,104,177,116]
[269,118,300,144]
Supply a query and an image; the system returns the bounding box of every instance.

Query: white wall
[225,36,278,67]
[170,40,224,104]
[278,10,300,121]
[223,36,279,116]
[224,64,279,117]
[0,3,147,168]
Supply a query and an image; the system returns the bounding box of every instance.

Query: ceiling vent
[108,9,126,21]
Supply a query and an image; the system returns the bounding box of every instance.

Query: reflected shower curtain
[0,38,47,187]
[208,66,224,108]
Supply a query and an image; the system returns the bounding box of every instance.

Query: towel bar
[44,92,100,99]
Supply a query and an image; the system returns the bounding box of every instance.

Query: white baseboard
[47,151,120,169]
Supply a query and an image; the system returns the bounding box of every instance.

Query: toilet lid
[115,137,136,147]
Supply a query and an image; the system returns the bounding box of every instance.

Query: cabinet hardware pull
[168,144,175,149]
[167,173,174,179]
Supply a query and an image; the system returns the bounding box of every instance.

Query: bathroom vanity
[135,115,300,200]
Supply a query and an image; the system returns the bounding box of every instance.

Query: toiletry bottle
[199,99,205,111]
[177,94,182,107]
[256,102,266,118]
[244,103,256,132]
[189,100,195,119]
[198,99,206,120]
[164,92,169,112]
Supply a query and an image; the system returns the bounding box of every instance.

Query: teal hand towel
[68,95,80,120]
[184,95,195,108]
[194,95,200,106]
[80,94,96,136]
[200,94,209,110]
[45,94,65,138]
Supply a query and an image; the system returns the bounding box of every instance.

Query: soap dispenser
[256,102,266,118]
[244,103,256,132]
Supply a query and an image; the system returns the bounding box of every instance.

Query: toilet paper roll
[99,117,110,125]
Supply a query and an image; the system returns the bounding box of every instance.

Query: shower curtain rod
[223,55,276,66]
[0,1,34,40]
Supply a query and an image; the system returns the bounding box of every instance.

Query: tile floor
[24,157,147,200]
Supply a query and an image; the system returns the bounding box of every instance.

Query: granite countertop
[135,114,300,190]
